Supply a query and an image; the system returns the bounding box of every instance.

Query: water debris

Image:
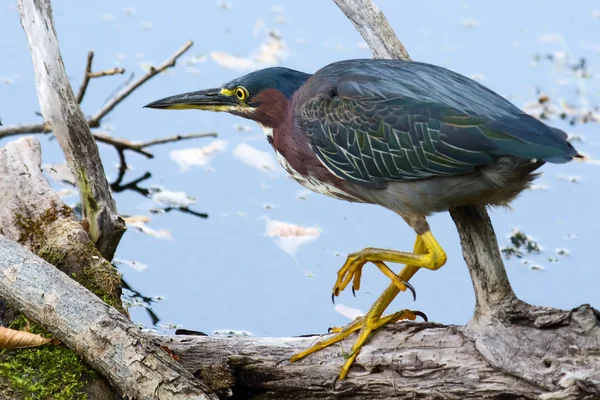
[461,18,479,28]
[210,31,286,72]
[556,174,582,183]
[529,183,550,191]
[501,228,542,260]
[185,54,208,65]
[335,304,364,320]
[100,14,115,22]
[123,7,136,15]
[55,188,77,199]
[217,0,232,10]
[1,77,14,85]
[529,264,545,272]
[42,163,75,186]
[213,329,253,337]
[148,186,196,208]
[234,124,253,132]
[125,218,173,240]
[263,203,275,210]
[555,248,571,256]
[114,258,148,272]
[263,217,320,257]
[296,190,311,200]
[170,139,227,172]
[122,215,151,225]
[232,142,278,172]
[304,270,316,278]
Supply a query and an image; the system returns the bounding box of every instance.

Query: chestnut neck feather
[251,88,290,129]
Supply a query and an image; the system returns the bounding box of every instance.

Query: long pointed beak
[144,88,238,111]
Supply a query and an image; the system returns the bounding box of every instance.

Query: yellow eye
[235,87,248,101]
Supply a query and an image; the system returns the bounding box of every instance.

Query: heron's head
[145,67,310,129]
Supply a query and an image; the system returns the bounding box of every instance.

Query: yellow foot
[331,232,447,301]
[332,259,416,301]
[290,309,427,379]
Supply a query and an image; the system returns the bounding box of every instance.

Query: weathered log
[0,137,215,400]
[17,0,126,260]
[0,225,598,398]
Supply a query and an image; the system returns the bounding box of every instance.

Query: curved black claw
[414,310,428,322]
[331,293,335,304]
[352,287,356,297]
[403,280,416,301]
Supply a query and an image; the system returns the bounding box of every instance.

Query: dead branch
[93,131,218,159]
[0,41,192,138]
[89,40,193,127]
[0,235,216,400]
[18,0,126,260]
[76,51,125,104]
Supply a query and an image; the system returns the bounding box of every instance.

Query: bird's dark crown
[224,67,311,101]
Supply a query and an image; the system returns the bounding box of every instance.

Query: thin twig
[137,132,218,149]
[77,50,126,104]
[89,68,125,78]
[88,40,194,127]
[0,40,193,136]
[92,131,217,159]
[76,51,94,103]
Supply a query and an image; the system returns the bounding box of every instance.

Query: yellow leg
[333,231,446,298]
[291,233,441,380]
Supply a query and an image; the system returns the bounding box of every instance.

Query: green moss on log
[0,316,96,400]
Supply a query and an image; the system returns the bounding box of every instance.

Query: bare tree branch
[17,0,126,259]
[333,0,410,61]
[93,131,218,158]
[0,234,216,400]
[76,51,125,104]
[88,40,193,127]
[0,42,193,138]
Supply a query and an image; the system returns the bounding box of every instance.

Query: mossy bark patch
[0,317,96,400]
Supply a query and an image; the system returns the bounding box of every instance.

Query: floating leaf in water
[263,217,320,257]
[232,142,277,171]
[114,258,148,272]
[42,163,75,186]
[234,124,253,132]
[210,31,286,72]
[556,174,582,183]
[529,183,550,191]
[461,18,479,28]
[0,326,52,349]
[296,190,310,200]
[100,14,115,22]
[124,216,172,240]
[148,186,196,208]
[123,215,151,225]
[210,52,256,72]
[334,304,364,320]
[501,228,542,260]
[217,0,232,10]
[529,264,545,272]
[170,139,227,171]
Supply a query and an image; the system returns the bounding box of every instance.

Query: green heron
[145,59,581,380]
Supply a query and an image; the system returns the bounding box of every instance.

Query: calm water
[0,0,598,336]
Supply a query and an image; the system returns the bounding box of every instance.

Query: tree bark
[17,0,126,260]
[0,137,216,400]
